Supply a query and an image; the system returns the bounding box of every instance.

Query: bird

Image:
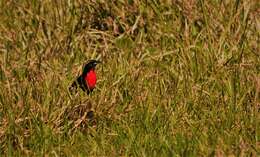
[69,60,101,95]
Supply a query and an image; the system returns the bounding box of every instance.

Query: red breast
[84,69,97,90]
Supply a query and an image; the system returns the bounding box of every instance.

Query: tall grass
[0,0,259,156]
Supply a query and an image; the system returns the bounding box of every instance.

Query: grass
[0,0,259,156]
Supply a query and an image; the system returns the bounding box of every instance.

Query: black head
[82,60,101,75]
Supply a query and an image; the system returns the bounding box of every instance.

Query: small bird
[69,60,101,95]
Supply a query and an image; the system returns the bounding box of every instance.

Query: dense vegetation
[0,0,259,156]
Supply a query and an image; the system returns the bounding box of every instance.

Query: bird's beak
[95,60,101,65]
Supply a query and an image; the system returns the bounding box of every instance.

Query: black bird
[69,60,101,94]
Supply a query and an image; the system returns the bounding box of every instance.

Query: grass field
[0,0,259,156]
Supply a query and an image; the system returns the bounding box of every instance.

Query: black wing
[69,75,92,94]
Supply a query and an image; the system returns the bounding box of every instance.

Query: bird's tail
[69,80,78,95]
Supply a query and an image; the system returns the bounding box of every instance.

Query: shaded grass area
[0,0,259,156]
